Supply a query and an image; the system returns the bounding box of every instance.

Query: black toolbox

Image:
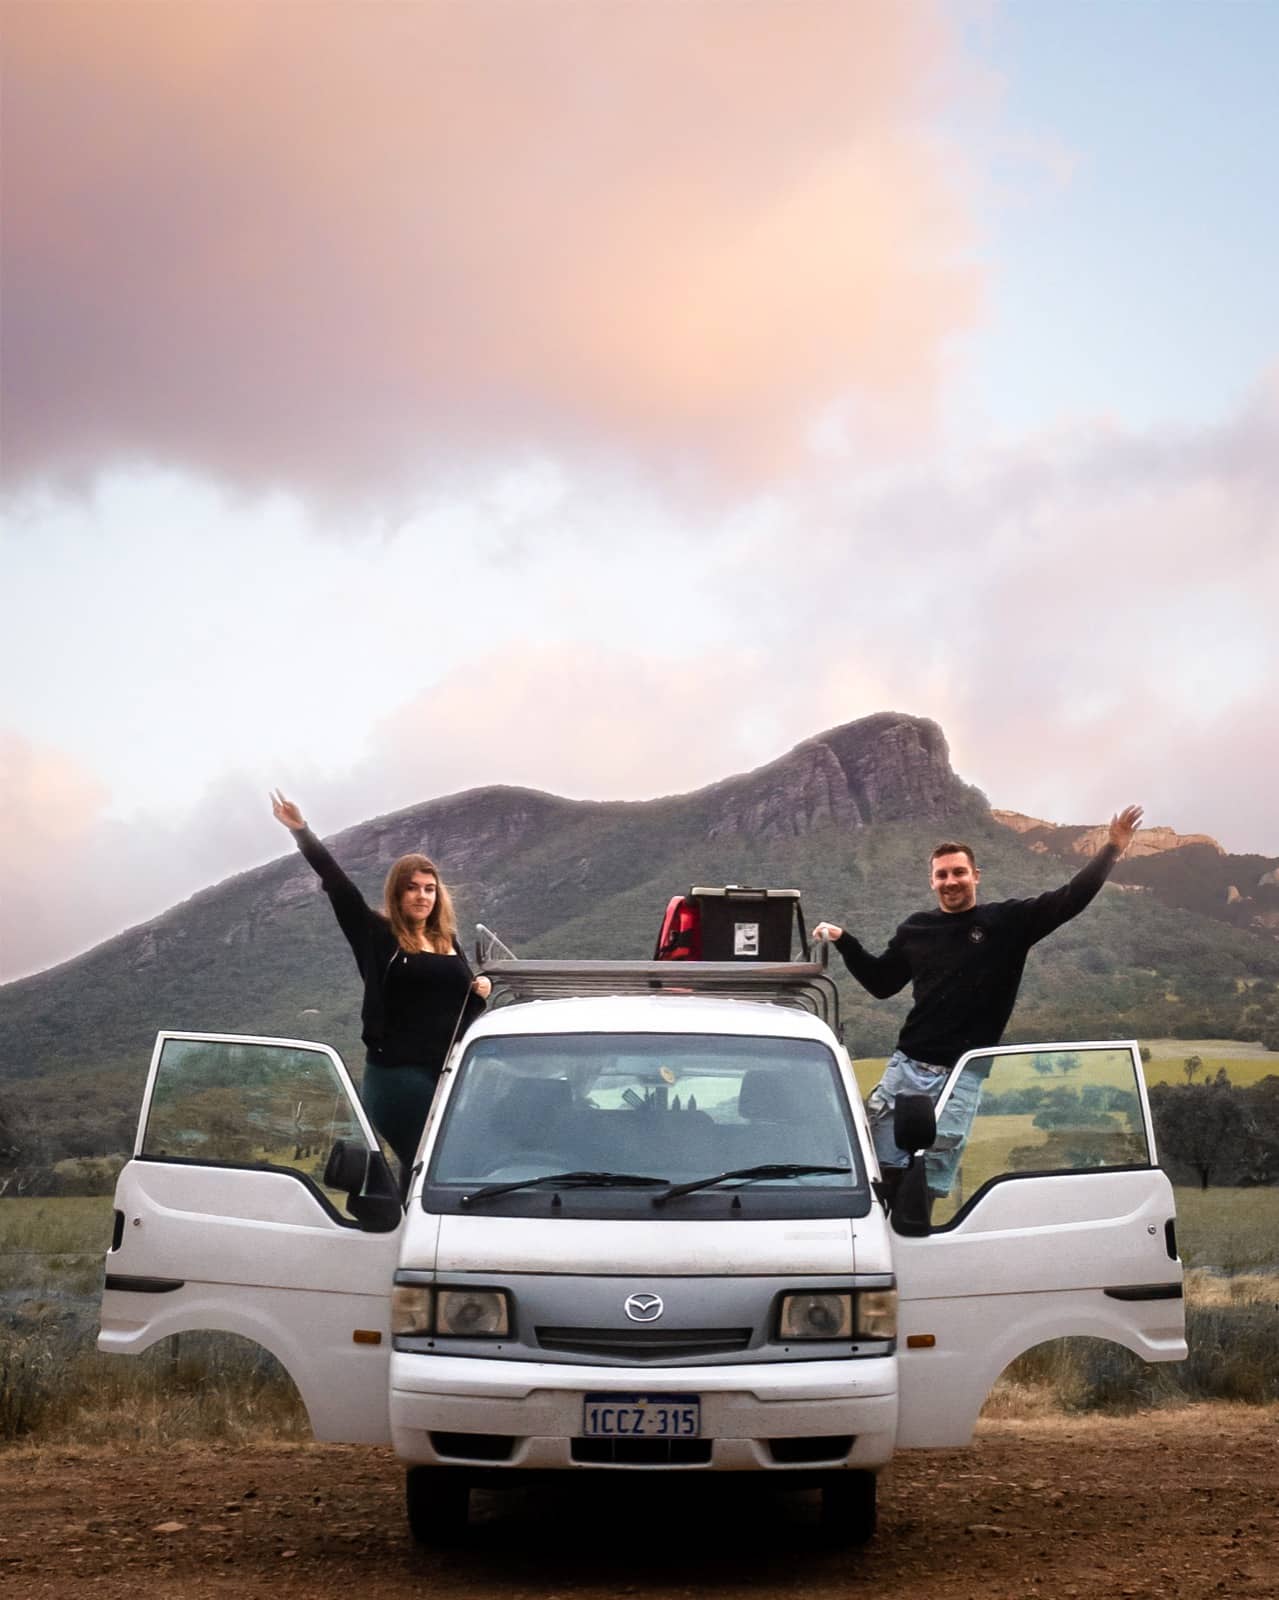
[686,885,807,962]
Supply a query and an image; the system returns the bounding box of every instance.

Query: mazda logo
[624,1292,664,1323]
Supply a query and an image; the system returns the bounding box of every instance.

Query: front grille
[572,1437,712,1465]
[536,1326,752,1362]
[767,1435,854,1464]
[429,1431,516,1462]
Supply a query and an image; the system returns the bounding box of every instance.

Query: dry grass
[1182,1268,1279,1307]
[986,1271,1279,1419]
[0,1325,308,1446]
[1173,1184,1279,1272]
[0,1195,113,1293]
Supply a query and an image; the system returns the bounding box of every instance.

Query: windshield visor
[427,1032,864,1200]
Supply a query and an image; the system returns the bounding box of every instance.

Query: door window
[930,1044,1150,1225]
[142,1036,370,1211]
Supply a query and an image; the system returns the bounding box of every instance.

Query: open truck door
[99,1032,403,1443]
[894,1039,1186,1447]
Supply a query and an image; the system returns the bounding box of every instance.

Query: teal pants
[362,1057,440,1178]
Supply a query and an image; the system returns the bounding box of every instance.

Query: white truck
[99,952,1186,1545]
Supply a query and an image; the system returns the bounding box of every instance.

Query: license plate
[582,1393,701,1438]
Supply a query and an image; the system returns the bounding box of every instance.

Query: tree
[0,1090,54,1196]
[1139,1045,1152,1066]
[1149,1080,1249,1190]
[0,1097,21,1167]
[1183,1054,1204,1083]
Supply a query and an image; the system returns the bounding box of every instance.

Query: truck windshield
[428,1032,863,1194]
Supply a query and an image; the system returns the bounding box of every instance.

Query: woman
[271,790,491,1188]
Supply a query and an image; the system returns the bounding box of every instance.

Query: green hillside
[3,714,1278,1172]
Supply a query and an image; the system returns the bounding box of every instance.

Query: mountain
[992,811,1279,938]
[3,712,1279,1168]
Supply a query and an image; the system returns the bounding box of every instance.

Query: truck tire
[405,1466,471,1547]
[818,1469,877,1545]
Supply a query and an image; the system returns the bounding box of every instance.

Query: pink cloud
[365,642,764,803]
[0,734,112,977]
[2,1,979,499]
[0,735,281,981]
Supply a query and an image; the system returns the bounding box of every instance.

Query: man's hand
[1108,804,1144,855]
[812,921,845,942]
[271,789,307,832]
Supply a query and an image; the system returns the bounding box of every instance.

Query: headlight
[854,1288,897,1340]
[391,1285,433,1336]
[435,1289,510,1337]
[778,1292,853,1340]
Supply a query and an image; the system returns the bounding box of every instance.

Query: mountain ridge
[3,712,1278,1170]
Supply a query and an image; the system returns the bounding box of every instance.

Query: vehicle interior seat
[489,1076,576,1157]
[727,1069,818,1167]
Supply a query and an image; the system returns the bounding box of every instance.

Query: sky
[2,0,1277,982]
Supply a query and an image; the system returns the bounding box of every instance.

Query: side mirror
[324,1138,402,1232]
[893,1092,936,1156]
[890,1093,936,1238]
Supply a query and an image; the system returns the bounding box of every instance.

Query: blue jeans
[867,1049,983,1196]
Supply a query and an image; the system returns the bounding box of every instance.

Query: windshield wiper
[460,1170,669,1205]
[652,1163,850,1206]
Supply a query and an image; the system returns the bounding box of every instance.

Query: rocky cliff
[992,811,1279,939]
[993,811,1223,859]
[707,714,986,839]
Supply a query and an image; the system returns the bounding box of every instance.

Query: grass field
[0,1195,113,1294]
[853,1038,1279,1099]
[1143,1037,1279,1061]
[1171,1184,1279,1272]
[1145,1050,1279,1087]
[2,1157,1277,1443]
[0,1194,112,1251]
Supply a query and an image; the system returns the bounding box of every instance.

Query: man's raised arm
[813,920,911,999]
[1020,804,1143,944]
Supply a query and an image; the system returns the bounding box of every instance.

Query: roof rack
[477,955,840,1031]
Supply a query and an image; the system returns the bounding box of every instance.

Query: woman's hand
[271,789,307,832]
[812,921,845,942]
[472,975,493,1000]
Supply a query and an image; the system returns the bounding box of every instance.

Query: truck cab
[100,955,1185,1545]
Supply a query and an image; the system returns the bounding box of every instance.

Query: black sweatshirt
[834,844,1120,1069]
[292,826,485,1069]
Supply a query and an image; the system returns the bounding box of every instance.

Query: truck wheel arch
[99,1297,357,1441]
[897,1296,1185,1449]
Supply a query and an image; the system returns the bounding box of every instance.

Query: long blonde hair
[383,853,458,955]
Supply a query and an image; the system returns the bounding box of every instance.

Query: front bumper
[390,1352,898,1471]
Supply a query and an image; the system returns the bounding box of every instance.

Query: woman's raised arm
[271,789,307,832]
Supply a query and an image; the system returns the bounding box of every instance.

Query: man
[813,805,1143,1197]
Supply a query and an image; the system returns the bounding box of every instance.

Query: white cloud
[3,375,1276,981]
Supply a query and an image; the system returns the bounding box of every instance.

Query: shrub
[995,1287,1279,1414]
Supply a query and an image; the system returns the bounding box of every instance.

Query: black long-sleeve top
[834,844,1120,1069]
[292,826,485,1068]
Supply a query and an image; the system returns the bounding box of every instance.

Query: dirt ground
[2,1407,1274,1600]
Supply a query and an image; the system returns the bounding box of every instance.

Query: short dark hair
[930,841,976,868]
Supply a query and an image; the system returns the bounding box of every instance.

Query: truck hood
[405,1212,876,1277]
